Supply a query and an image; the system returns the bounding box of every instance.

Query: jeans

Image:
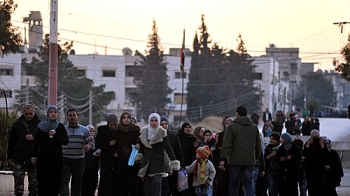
[194,184,213,196]
[229,165,254,196]
[268,173,278,196]
[252,165,259,193]
[60,158,85,196]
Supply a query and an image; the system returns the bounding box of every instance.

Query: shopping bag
[177,169,188,191]
[128,144,139,166]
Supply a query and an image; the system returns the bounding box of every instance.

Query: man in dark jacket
[7,104,41,196]
[250,110,260,126]
[220,106,262,196]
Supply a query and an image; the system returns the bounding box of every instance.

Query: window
[252,72,262,80]
[0,69,13,76]
[125,66,143,77]
[290,63,297,75]
[174,93,187,104]
[77,69,86,77]
[175,72,186,79]
[103,70,115,77]
[0,90,13,98]
[125,88,138,102]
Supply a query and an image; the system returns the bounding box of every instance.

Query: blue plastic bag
[128,144,139,166]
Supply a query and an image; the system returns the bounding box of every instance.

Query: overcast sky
[10,0,350,71]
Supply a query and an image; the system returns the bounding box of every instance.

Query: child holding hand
[186,145,216,196]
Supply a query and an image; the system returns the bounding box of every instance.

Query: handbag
[177,169,188,191]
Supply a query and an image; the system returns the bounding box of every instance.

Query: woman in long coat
[324,138,344,196]
[177,122,196,195]
[275,133,301,196]
[138,113,179,196]
[31,105,69,196]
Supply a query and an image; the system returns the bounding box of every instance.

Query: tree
[186,15,258,121]
[293,71,336,108]
[335,34,350,81]
[0,0,22,56]
[0,109,17,170]
[186,14,213,121]
[133,20,173,121]
[20,34,114,125]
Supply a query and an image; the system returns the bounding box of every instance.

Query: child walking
[186,145,216,196]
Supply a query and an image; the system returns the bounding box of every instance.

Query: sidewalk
[1,170,350,195]
[338,168,350,196]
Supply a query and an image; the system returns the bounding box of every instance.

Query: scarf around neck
[193,159,207,184]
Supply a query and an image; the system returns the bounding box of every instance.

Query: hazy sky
[10,0,350,71]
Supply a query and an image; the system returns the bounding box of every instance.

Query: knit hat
[196,145,211,159]
[106,113,118,124]
[160,115,169,123]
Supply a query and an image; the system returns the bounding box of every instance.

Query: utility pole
[48,0,58,105]
[89,90,92,125]
[333,21,350,33]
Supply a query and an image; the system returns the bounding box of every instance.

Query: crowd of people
[6,104,344,196]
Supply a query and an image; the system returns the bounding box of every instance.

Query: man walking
[220,106,262,196]
[262,108,272,123]
[60,109,94,196]
[7,104,41,196]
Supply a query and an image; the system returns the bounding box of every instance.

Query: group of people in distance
[6,104,344,196]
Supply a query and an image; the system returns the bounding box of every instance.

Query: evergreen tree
[186,15,258,121]
[0,0,22,56]
[186,14,213,121]
[133,20,172,121]
[293,70,336,108]
[335,34,350,81]
[20,34,114,125]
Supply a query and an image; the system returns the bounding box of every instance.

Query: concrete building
[265,44,302,115]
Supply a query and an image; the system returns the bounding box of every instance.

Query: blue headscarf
[281,132,293,151]
[38,105,59,132]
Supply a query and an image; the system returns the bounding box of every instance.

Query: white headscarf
[147,113,160,140]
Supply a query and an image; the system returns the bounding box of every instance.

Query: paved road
[1,118,350,195]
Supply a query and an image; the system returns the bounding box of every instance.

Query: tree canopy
[293,71,336,109]
[186,15,258,121]
[0,0,22,56]
[20,34,114,125]
[133,20,173,121]
[335,34,350,82]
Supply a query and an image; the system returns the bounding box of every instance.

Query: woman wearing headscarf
[31,105,69,196]
[177,122,196,195]
[95,113,119,196]
[159,115,185,196]
[324,138,344,196]
[138,113,179,196]
[275,133,301,196]
[114,111,141,196]
[193,126,205,149]
[303,130,329,196]
[81,125,100,196]
[215,118,233,196]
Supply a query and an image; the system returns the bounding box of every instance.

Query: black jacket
[178,126,196,166]
[168,130,185,168]
[95,125,118,161]
[7,114,40,165]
